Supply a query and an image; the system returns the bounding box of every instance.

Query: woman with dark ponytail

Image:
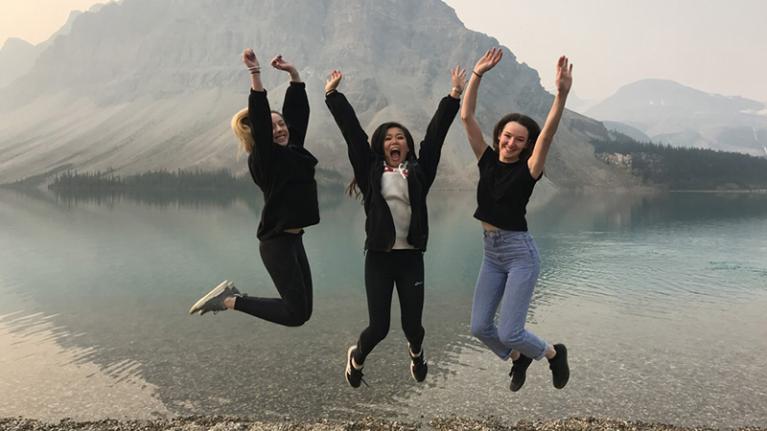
[324,67,464,387]
[188,48,318,328]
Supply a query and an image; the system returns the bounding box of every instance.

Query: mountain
[0,38,39,89]
[0,10,86,89]
[587,79,767,156]
[602,121,652,143]
[0,0,634,189]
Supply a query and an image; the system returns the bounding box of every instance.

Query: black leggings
[233,232,312,327]
[354,249,425,364]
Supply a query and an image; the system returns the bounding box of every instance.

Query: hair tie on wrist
[473,70,483,78]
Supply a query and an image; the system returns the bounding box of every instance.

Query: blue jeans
[470,230,548,360]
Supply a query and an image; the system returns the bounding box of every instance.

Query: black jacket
[325,91,459,251]
[248,82,319,240]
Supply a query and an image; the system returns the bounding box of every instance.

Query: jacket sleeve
[248,89,277,175]
[325,91,373,192]
[417,95,460,188]
[282,82,309,147]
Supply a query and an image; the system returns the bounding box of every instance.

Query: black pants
[234,232,313,327]
[355,249,425,364]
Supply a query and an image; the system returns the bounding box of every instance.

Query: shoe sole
[345,345,358,387]
[189,280,232,314]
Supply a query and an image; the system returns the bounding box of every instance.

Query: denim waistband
[482,229,531,240]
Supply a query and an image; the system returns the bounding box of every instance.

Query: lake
[0,188,765,427]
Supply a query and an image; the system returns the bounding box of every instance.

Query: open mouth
[389,146,401,161]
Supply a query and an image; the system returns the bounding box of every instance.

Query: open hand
[555,56,573,95]
[473,47,503,76]
[325,70,343,93]
[242,48,259,69]
[451,66,467,95]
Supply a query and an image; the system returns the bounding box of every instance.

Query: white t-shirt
[380,162,414,250]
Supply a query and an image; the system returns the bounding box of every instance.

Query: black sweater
[325,91,459,252]
[474,146,539,231]
[248,82,319,240]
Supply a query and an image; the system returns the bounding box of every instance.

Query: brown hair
[492,113,541,160]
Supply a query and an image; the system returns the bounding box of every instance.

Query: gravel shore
[1,417,764,431]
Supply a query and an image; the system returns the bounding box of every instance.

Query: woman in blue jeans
[460,48,572,391]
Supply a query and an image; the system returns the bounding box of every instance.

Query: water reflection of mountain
[529,191,767,233]
[7,183,346,212]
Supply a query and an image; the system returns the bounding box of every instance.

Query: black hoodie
[325,91,459,251]
[248,82,319,240]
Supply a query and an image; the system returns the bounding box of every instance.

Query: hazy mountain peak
[587,79,767,156]
[0,38,40,89]
[1,37,34,51]
[0,0,629,189]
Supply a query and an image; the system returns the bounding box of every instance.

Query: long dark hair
[346,122,416,198]
[492,113,541,161]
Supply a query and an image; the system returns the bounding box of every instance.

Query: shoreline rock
[1,416,764,431]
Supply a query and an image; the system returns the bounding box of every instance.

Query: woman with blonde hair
[189,48,318,327]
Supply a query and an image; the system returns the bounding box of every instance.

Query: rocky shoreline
[1,417,765,431]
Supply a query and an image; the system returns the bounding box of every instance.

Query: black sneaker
[548,343,569,389]
[509,353,533,392]
[409,345,428,382]
[345,345,366,388]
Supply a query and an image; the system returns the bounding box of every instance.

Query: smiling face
[383,126,409,167]
[497,121,530,163]
[271,112,289,146]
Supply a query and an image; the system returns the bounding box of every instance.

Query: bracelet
[248,66,261,75]
[325,89,337,97]
[472,70,483,78]
[451,86,463,96]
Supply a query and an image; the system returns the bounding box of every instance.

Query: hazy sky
[443,0,767,103]
[2,0,766,103]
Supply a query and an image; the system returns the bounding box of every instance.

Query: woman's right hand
[325,70,343,93]
[473,47,503,76]
[242,48,259,69]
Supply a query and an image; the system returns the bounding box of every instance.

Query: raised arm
[324,70,373,192]
[461,48,503,160]
[527,56,573,179]
[243,48,275,166]
[417,66,464,188]
[271,55,309,147]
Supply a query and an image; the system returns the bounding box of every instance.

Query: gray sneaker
[189,280,240,315]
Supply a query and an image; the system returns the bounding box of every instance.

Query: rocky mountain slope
[0,0,633,189]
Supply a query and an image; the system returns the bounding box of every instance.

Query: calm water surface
[0,189,765,427]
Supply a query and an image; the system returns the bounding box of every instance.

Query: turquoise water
[0,189,765,426]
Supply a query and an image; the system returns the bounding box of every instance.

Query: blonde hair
[231,107,254,154]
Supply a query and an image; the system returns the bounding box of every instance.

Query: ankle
[351,356,363,370]
[544,344,557,360]
[223,296,237,310]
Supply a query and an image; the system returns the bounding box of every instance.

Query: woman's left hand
[555,56,573,95]
[450,66,467,97]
